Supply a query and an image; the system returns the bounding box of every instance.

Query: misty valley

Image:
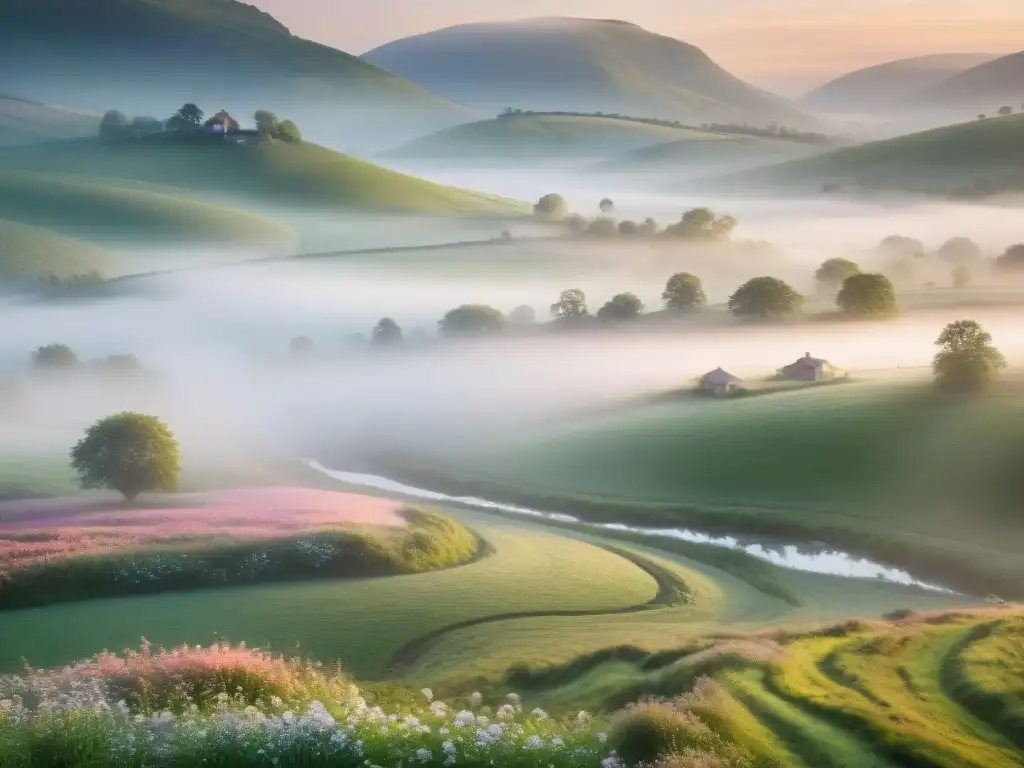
[1,4,1023,768]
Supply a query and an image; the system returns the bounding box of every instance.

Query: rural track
[385,545,691,677]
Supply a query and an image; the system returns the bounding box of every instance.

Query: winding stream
[306,460,955,593]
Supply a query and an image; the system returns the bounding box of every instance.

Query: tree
[277,119,302,143]
[994,243,1024,272]
[550,289,589,323]
[952,265,971,289]
[637,217,659,237]
[662,272,706,311]
[937,237,982,266]
[597,293,644,322]
[814,258,861,290]
[599,198,615,213]
[289,336,314,359]
[372,317,404,346]
[534,193,569,220]
[565,213,588,234]
[618,220,638,236]
[999,105,1013,116]
[727,277,803,319]
[32,344,78,370]
[70,412,180,501]
[978,114,987,120]
[663,207,736,241]
[175,103,204,127]
[877,235,925,261]
[932,320,1006,394]
[439,305,505,336]
[99,110,129,139]
[254,110,280,134]
[586,218,618,238]
[836,273,899,319]
[509,305,536,325]
[130,116,164,136]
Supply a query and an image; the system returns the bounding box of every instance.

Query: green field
[713,113,1024,194]
[0,139,528,216]
[380,114,739,161]
[0,218,116,281]
[0,170,292,246]
[375,381,1024,599]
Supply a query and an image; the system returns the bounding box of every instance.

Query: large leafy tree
[814,258,861,290]
[509,305,536,325]
[372,317,404,346]
[533,193,569,220]
[937,237,982,266]
[439,305,505,336]
[175,103,204,127]
[727,277,803,319]
[550,289,589,323]
[995,243,1024,272]
[99,110,128,139]
[254,110,280,134]
[933,320,1006,393]
[597,293,644,322]
[662,273,706,311]
[32,344,78,370]
[877,235,925,260]
[277,119,302,143]
[836,273,899,319]
[664,207,736,241]
[70,412,180,501]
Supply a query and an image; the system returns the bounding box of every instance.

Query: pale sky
[252,0,1024,94]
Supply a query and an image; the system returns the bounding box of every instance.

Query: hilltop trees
[372,317,404,346]
[662,273,706,312]
[597,293,644,322]
[815,258,861,290]
[727,277,803,319]
[254,110,280,134]
[277,120,302,143]
[938,237,983,266]
[534,193,569,220]
[836,273,899,319]
[175,103,204,127]
[70,412,180,501]
[439,305,505,336]
[664,207,736,241]
[550,289,589,324]
[933,320,1006,394]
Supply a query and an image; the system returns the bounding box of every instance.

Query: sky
[252,0,1023,94]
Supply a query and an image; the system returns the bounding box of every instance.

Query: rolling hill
[707,112,1024,195]
[380,113,741,162]
[0,138,527,216]
[364,17,816,129]
[909,50,1024,115]
[802,53,999,114]
[0,94,100,147]
[0,0,469,150]
[0,218,116,282]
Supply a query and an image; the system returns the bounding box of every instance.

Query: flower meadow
[0,643,624,768]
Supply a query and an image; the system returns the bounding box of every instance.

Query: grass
[713,112,1024,194]
[0,508,478,610]
[385,381,1024,598]
[379,114,736,161]
[0,218,116,281]
[0,170,293,246]
[0,525,659,678]
[0,139,528,216]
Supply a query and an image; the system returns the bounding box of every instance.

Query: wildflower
[405,715,421,728]
[430,701,449,717]
[469,692,483,707]
[496,704,515,721]
[552,736,564,748]
[442,740,456,754]
[283,711,296,724]
[420,688,434,702]
[506,692,521,707]
[476,715,489,726]
[454,710,475,726]
[416,748,433,763]
[531,707,549,721]
[596,732,608,744]
[270,696,284,708]
[439,727,450,736]
[602,756,623,768]
[576,710,590,727]
[524,735,545,749]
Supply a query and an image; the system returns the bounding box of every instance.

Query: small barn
[781,352,839,382]
[699,367,743,396]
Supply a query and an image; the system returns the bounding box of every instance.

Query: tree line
[99,104,302,143]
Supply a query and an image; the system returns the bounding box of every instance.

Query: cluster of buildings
[699,353,841,396]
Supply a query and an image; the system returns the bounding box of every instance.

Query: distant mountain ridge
[803,53,1000,114]
[908,50,1024,113]
[0,0,470,149]
[364,17,817,128]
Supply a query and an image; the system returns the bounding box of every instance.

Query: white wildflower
[596,732,608,744]
[439,726,450,736]
[442,740,456,754]
[576,711,590,727]
[524,735,545,749]
[454,710,475,726]
[420,688,434,702]
[0,700,11,711]
[531,707,549,721]
[405,715,421,728]
[270,696,284,708]
[469,691,483,707]
[506,692,521,707]
[282,711,296,724]
[496,704,515,721]
[430,701,449,717]
[416,748,433,763]
[476,715,489,726]
[602,756,623,768]
[552,736,564,748]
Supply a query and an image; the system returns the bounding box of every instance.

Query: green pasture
[0,218,117,281]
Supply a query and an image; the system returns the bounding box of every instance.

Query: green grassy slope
[0,140,527,216]
[380,114,729,160]
[0,94,99,147]
[0,218,116,280]
[390,382,1024,597]
[0,525,658,677]
[711,113,1024,193]
[0,171,293,244]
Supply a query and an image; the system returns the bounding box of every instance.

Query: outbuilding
[699,367,743,396]
[780,352,839,382]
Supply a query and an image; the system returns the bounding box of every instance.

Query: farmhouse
[781,352,840,382]
[699,367,743,396]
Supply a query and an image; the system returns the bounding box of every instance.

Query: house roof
[701,367,742,385]
[785,352,831,369]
